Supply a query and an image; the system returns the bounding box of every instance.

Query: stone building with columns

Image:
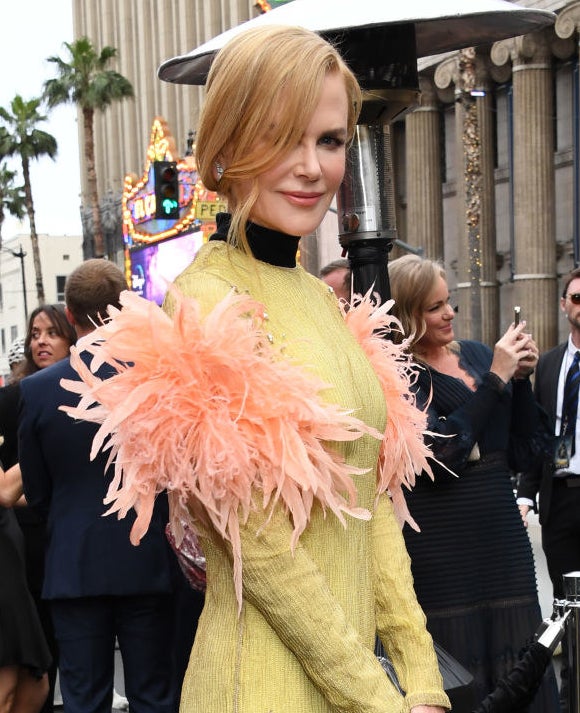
[396,0,580,352]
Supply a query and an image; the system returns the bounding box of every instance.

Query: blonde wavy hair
[388,254,447,352]
[195,24,362,252]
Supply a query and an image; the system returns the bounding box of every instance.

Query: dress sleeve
[237,504,413,713]
[507,377,550,473]
[416,371,506,476]
[516,364,553,503]
[234,498,450,712]
[373,493,451,711]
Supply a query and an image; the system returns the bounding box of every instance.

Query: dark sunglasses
[567,293,580,305]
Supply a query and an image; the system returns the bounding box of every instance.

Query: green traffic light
[154,160,180,219]
[162,198,179,215]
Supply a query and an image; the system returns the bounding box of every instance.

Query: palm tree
[43,37,134,259]
[0,162,26,250]
[0,100,58,304]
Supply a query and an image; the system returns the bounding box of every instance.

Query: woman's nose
[295,144,322,181]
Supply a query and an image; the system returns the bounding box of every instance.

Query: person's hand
[490,322,534,383]
[518,504,530,528]
[0,463,24,508]
[513,332,539,380]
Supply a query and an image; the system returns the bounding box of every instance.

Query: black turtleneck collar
[209,213,300,268]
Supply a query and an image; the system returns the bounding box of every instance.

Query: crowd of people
[0,20,573,713]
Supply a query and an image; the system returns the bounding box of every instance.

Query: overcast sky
[1,0,82,240]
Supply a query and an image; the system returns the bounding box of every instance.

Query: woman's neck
[415,341,476,390]
[210,213,300,268]
[414,344,451,368]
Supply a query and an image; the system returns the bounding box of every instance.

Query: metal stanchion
[561,572,580,713]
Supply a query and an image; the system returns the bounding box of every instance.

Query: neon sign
[122,117,225,247]
[122,117,226,290]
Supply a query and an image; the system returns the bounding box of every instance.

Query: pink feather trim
[343,292,434,532]
[60,288,378,608]
[60,288,433,607]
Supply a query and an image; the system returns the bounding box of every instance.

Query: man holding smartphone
[517,265,580,711]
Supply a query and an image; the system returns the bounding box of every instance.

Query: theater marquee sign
[122,117,226,304]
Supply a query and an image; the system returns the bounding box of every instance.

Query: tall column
[434,52,499,344]
[404,76,444,259]
[556,1,580,270]
[492,30,556,353]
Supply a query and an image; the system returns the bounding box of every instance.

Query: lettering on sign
[196,201,227,220]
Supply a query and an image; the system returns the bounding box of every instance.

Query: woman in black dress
[388,254,560,712]
[0,471,51,712]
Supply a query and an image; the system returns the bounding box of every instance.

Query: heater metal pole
[563,572,580,713]
[338,124,398,303]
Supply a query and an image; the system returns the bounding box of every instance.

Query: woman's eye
[319,135,345,148]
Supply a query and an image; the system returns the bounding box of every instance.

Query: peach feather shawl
[60,288,432,607]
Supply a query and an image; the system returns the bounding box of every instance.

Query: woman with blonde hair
[62,25,450,713]
[388,253,559,711]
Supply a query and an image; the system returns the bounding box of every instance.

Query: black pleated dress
[403,340,560,712]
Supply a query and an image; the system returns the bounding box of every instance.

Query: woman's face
[29,311,71,369]
[416,274,455,350]
[240,71,348,237]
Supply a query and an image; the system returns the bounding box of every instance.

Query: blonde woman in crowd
[389,254,559,711]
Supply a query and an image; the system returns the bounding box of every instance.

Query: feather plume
[343,291,434,531]
[60,288,378,608]
[61,287,435,605]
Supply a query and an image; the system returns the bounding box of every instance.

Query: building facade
[395,0,580,351]
[73,0,580,351]
[72,1,259,201]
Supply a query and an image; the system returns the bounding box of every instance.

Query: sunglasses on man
[566,293,580,305]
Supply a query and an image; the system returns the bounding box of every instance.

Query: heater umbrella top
[158,0,555,86]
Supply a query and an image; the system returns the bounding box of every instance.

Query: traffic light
[154,160,180,219]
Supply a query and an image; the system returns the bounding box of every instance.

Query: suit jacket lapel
[542,344,567,424]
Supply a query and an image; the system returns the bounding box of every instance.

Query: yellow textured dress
[169,235,450,713]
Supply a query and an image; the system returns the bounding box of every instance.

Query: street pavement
[528,510,553,619]
[54,647,127,712]
[528,509,562,686]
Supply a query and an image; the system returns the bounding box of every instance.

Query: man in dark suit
[518,265,580,710]
[19,259,178,713]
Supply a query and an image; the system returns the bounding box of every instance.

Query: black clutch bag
[375,637,474,712]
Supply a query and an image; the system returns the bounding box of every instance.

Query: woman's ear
[214,161,225,182]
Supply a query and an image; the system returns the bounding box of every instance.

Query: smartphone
[514,305,521,326]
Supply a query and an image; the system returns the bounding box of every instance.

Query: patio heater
[158,0,554,302]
